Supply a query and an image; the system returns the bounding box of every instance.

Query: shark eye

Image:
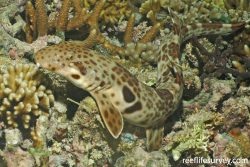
[71,74,80,79]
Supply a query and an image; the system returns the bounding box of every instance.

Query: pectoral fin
[146,126,164,151]
[92,92,123,138]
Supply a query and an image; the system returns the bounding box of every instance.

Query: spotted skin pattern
[35,19,246,151]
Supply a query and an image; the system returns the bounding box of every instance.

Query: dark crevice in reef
[66,82,90,120]
[215,92,233,112]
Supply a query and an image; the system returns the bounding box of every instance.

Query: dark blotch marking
[117,119,121,125]
[102,94,107,98]
[84,60,89,64]
[100,81,105,87]
[124,101,142,114]
[110,108,114,114]
[121,76,126,82]
[122,86,136,103]
[108,121,113,128]
[113,126,118,134]
[51,67,56,71]
[161,55,167,61]
[128,80,134,87]
[155,89,173,107]
[73,62,87,75]
[112,66,123,75]
[161,44,168,51]
[139,119,149,125]
[90,59,97,65]
[112,118,116,124]
[99,56,106,61]
[117,79,122,85]
[103,70,108,75]
[202,23,223,30]
[111,74,116,80]
[71,74,80,79]
[168,43,179,58]
[104,110,109,118]
[100,100,105,105]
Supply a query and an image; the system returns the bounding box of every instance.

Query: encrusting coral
[213,128,250,160]
[0,64,54,145]
[163,110,222,161]
[115,147,170,166]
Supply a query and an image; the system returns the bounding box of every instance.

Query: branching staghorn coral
[139,0,162,23]
[0,64,54,145]
[24,0,161,59]
[72,0,132,24]
[25,0,132,41]
[97,0,132,24]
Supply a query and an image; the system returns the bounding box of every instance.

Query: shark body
[35,17,246,150]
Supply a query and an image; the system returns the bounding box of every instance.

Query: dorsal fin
[92,92,123,138]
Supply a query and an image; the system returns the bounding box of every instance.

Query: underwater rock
[163,109,223,161]
[0,0,18,8]
[4,128,23,147]
[204,78,236,111]
[115,147,170,167]
[0,147,35,167]
[221,85,250,130]
[0,25,32,56]
[70,97,114,165]
[183,77,236,114]
[0,3,33,55]
[30,35,62,53]
[44,97,114,166]
[164,122,211,161]
[0,4,25,36]
[213,129,250,160]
